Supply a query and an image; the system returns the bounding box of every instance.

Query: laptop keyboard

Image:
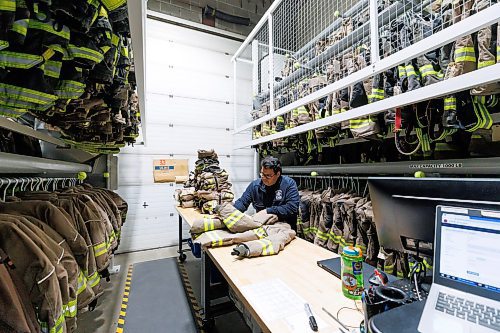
[436,292,500,331]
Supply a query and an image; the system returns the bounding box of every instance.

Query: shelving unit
[0,117,67,147]
[282,157,500,175]
[0,152,92,174]
[231,0,500,150]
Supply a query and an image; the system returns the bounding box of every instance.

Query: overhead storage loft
[231,0,500,171]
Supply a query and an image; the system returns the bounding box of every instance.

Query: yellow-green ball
[311,171,318,177]
[293,62,301,69]
[414,171,425,178]
[334,10,340,17]
[77,172,87,181]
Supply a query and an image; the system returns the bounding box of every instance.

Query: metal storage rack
[231,0,500,150]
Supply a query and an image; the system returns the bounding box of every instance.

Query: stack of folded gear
[190,202,296,258]
[174,187,196,208]
[192,149,235,214]
[0,182,128,332]
[0,0,140,154]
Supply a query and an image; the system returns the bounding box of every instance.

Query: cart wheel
[179,253,187,262]
[201,318,215,330]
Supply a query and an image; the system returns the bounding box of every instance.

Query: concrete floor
[75,246,251,333]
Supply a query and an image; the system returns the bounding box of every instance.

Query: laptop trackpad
[432,317,467,333]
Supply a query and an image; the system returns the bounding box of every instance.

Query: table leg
[178,215,187,262]
[201,250,215,330]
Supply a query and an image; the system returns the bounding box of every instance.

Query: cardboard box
[153,159,189,183]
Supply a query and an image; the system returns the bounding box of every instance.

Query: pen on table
[321,307,350,333]
[304,303,318,332]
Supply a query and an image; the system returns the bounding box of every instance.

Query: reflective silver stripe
[68,45,104,63]
[0,105,27,117]
[11,19,29,36]
[0,51,43,69]
[0,83,57,104]
[43,60,62,78]
[29,20,70,40]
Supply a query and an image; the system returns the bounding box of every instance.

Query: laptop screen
[437,207,500,297]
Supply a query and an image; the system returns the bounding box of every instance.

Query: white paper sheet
[240,278,328,331]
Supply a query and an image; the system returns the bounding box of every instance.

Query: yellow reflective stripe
[252,227,267,239]
[42,310,65,333]
[0,83,57,104]
[315,230,329,241]
[420,64,439,77]
[77,270,88,295]
[111,34,120,47]
[298,106,308,115]
[64,298,78,317]
[454,47,476,62]
[47,44,70,59]
[68,45,104,63]
[11,19,29,36]
[0,105,27,117]
[455,47,475,53]
[398,65,406,78]
[478,60,495,68]
[93,241,107,257]
[405,65,417,76]
[100,5,109,18]
[29,20,70,40]
[101,0,126,11]
[0,0,15,11]
[258,239,275,255]
[88,271,100,288]
[0,50,43,69]
[43,60,62,78]
[206,231,223,247]
[223,210,243,228]
[350,117,374,129]
[455,56,476,62]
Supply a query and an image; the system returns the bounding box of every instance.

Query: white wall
[116,17,254,253]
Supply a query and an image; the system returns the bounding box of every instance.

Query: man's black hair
[261,156,282,174]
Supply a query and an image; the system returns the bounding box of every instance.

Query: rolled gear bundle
[198,148,218,160]
[175,187,196,203]
[252,209,279,226]
[215,202,260,233]
[232,223,296,258]
[190,215,224,234]
[201,199,218,214]
[193,227,264,249]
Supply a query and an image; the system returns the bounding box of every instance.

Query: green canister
[341,246,364,300]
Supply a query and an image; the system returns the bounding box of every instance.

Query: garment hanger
[2,179,11,202]
[11,178,19,197]
[44,178,52,191]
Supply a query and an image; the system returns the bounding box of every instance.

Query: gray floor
[75,246,251,333]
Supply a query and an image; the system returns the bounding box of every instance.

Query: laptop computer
[418,205,500,333]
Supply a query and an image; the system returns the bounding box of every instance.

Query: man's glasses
[260,172,275,179]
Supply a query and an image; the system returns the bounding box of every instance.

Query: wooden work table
[175,206,364,332]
